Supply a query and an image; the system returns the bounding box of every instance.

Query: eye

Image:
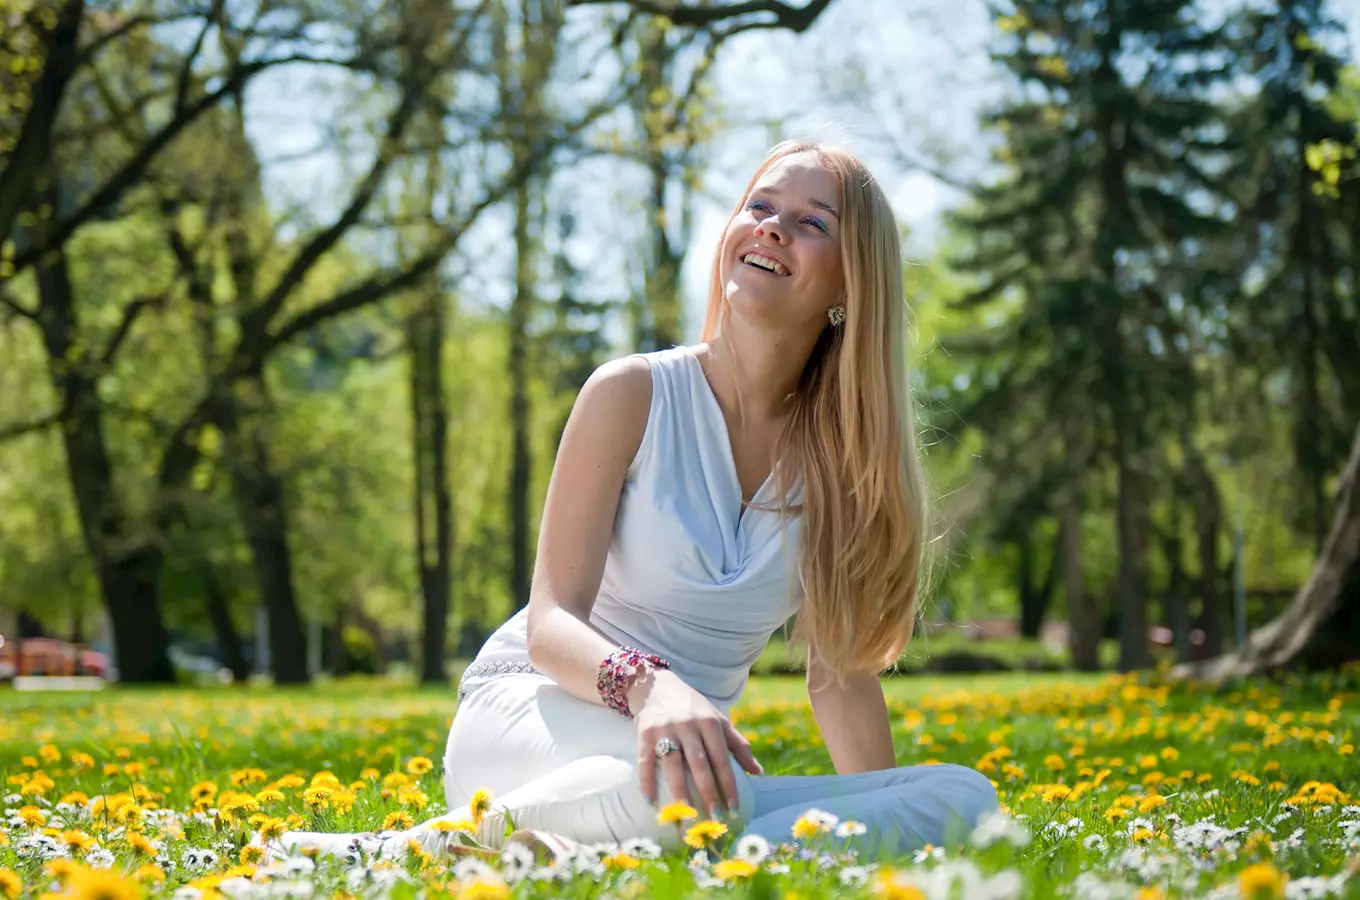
[745,198,773,213]
[803,215,829,234]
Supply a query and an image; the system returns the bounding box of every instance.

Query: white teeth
[743,252,788,276]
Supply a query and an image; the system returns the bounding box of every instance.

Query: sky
[241,0,1360,345]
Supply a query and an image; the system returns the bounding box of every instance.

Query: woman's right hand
[630,669,763,818]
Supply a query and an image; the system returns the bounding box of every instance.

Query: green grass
[0,668,1357,899]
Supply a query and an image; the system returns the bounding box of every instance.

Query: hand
[630,669,763,818]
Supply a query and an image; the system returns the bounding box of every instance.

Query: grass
[0,667,1357,899]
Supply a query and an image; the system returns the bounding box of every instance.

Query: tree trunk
[1173,422,1360,681]
[1114,417,1151,671]
[1018,529,1059,639]
[36,235,173,683]
[507,174,533,614]
[221,373,309,684]
[411,290,454,684]
[1062,479,1100,671]
[202,564,251,682]
[1186,446,1225,657]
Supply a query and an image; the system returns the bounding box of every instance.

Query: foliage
[0,670,1356,897]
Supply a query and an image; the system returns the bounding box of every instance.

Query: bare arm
[523,356,653,705]
[522,354,762,814]
[807,652,898,773]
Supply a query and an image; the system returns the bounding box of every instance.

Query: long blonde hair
[700,140,930,684]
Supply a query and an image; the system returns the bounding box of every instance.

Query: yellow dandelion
[684,819,728,849]
[1239,862,1287,899]
[382,811,414,831]
[713,858,758,880]
[240,844,264,865]
[1133,888,1165,900]
[254,788,285,804]
[468,789,493,826]
[132,865,165,884]
[124,833,156,857]
[45,859,80,884]
[61,829,95,854]
[70,752,96,770]
[302,786,333,810]
[398,788,429,810]
[256,818,287,842]
[406,756,434,776]
[457,878,510,900]
[1044,755,1066,771]
[18,806,45,828]
[0,869,20,900]
[656,802,699,825]
[230,768,267,788]
[190,782,217,802]
[872,869,926,900]
[431,819,474,833]
[65,867,141,900]
[38,745,61,764]
[60,792,91,807]
[602,852,640,869]
[330,790,357,814]
[792,814,833,840]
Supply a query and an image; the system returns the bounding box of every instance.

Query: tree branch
[0,0,85,247]
[101,292,165,366]
[9,52,378,279]
[0,291,39,322]
[567,0,833,32]
[241,69,427,340]
[0,412,62,443]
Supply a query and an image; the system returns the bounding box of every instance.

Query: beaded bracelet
[597,647,670,717]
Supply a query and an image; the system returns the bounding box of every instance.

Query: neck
[704,318,824,421]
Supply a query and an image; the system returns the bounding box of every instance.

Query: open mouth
[740,251,789,276]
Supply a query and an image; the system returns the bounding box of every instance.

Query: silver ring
[654,737,680,760]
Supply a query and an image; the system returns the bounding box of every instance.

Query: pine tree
[948,0,1238,670]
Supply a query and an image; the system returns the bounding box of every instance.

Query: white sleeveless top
[459,345,805,712]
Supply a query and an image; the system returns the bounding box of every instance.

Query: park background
[1,0,1359,689]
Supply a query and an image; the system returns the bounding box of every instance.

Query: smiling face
[721,152,845,332]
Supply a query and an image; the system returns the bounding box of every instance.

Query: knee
[933,764,999,825]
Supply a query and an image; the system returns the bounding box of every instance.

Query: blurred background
[1,0,1358,687]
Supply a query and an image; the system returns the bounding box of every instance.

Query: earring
[828,305,846,327]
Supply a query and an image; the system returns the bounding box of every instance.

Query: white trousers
[281,674,998,861]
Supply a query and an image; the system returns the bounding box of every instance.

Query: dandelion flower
[0,869,20,900]
[684,820,728,849]
[382,811,414,831]
[406,757,434,776]
[64,867,141,900]
[657,802,699,825]
[1239,862,1286,899]
[468,789,494,826]
[712,858,758,880]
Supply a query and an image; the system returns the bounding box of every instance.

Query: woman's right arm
[523,356,653,702]
[523,356,762,816]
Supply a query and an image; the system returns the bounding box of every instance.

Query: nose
[753,216,787,244]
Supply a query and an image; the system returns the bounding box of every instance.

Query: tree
[946,0,1237,671]
[1173,421,1359,680]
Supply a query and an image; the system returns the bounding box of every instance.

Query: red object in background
[0,635,108,678]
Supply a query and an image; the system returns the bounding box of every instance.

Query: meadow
[0,668,1356,900]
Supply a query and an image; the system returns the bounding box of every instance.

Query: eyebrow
[755,185,840,220]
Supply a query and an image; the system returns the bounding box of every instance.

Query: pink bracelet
[598,647,669,717]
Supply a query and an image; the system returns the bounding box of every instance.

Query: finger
[680,730,723,819]
[698,720,739,813]
[724,719,764,776]
[661,741,693,811]
[637,733,657,805]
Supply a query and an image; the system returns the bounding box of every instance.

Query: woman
[279,140,997,862]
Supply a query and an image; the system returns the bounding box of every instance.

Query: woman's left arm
[806,653,898,773]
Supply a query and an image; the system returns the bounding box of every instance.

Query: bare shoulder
[562,354,654,459]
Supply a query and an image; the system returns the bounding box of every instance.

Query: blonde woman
[280,141,997,861]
